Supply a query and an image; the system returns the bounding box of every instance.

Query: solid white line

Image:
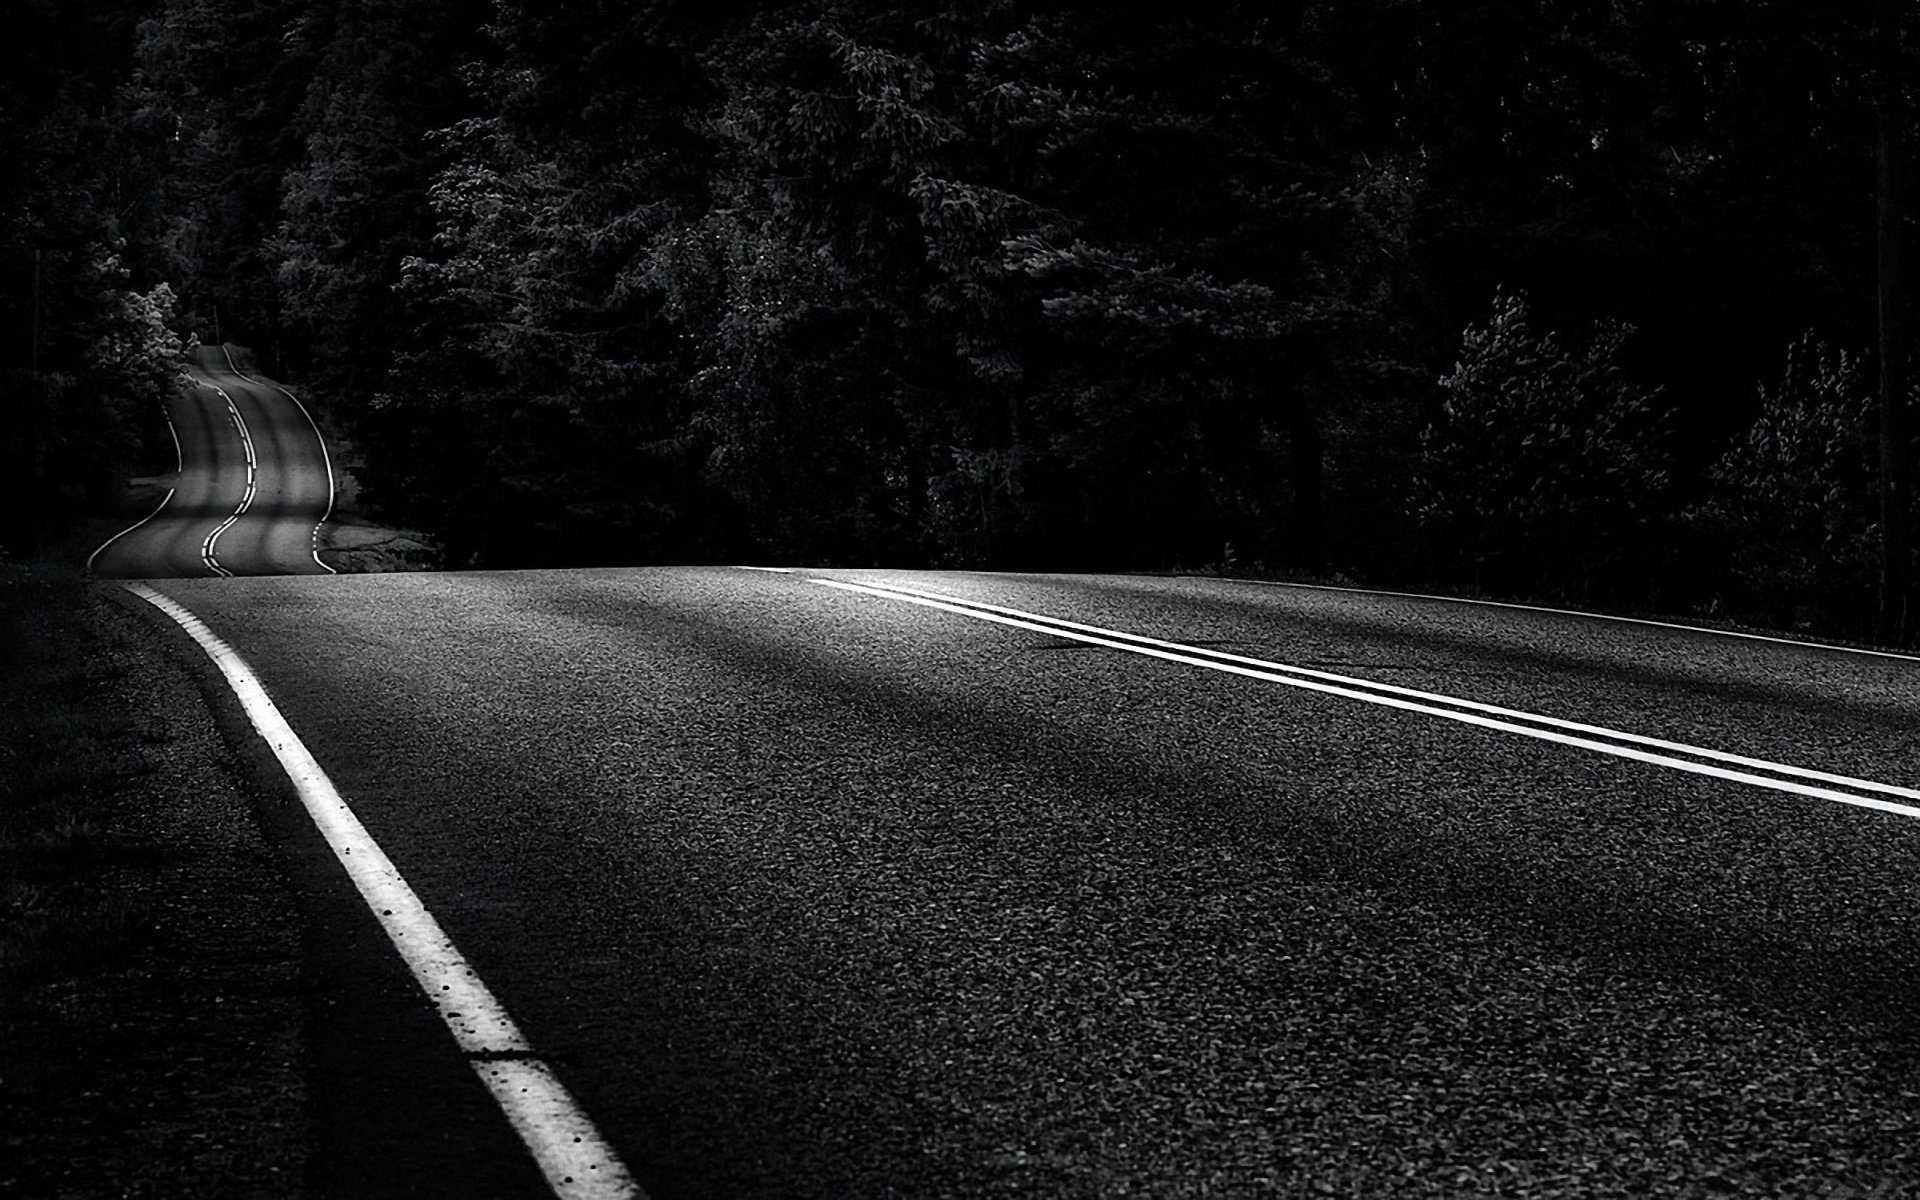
[1191,576,1920,664]
[221,346,338,574]
[86,487,176,576]
[735,566,795,574]
[124,584,643,1200]
[819,579,1920,822]
[86,406,185,576]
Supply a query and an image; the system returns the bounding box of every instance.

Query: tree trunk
[905,445,928,564]
[1285,411,1326,573]
[27,249,47,554]
[1877,102,1911,642]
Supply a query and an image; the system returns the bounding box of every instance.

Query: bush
[1414,289,1672,600]
[1689,335,1879,631]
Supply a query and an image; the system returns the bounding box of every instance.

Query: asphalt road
[125,566,1920,1198]
[89,346,334,578]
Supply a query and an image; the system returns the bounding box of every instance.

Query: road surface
[88,345,334,578]
[120,566,1920,1198]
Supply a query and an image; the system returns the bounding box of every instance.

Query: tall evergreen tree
[273,0,492,394]
[0,0,189,553]
[129,0,319,349]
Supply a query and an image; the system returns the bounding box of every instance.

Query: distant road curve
[88,345,336,578]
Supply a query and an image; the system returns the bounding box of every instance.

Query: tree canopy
[8,0,1917,638]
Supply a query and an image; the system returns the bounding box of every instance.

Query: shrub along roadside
[1413,289,1674,606]
[1686,336,1887,640]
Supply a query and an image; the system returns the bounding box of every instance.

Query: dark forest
[5,0,1916,638]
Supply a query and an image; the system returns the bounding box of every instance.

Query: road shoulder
[0,574,307,1197]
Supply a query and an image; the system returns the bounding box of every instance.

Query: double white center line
[819,578,1920,821]
[200,381,255,578]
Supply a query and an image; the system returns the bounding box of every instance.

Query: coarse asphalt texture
[89,346,333,579]
[124,565,1920,1198]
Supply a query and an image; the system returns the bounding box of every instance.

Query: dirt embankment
[298,394,439,575]
[316,464,440,574]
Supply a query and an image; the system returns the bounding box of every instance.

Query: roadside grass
[0,542,307,1197]
[0,562,158,996]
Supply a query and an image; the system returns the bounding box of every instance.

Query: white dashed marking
[219,346,337,573]
[199,383,254,577]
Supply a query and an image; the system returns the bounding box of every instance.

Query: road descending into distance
[117,564,1920,1198]
[89,345,333,578]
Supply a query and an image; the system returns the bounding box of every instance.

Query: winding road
[117,564,1920,1198]
[88,345,334,578]
[78,345,1920,1196]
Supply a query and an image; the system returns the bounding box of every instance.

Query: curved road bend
[125,566,1920,1198]
[89,345,334,578]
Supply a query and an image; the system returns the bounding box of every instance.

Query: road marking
[125,583,644,1200]
[199,382,255,577]
[220,346,338,574]
[820,578,1920,821]
[735,566,795,574]
[1191,576,1920,664]
[86,406,185,576]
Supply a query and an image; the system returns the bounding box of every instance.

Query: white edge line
[124,583,643,1200]
[861,580,1920,805]
[86,486,176,577]
[1189,576,1920,664]
[817,579,1920,822]
[735,566,795,574]
[86,404,185,576]
[220,344,338,575]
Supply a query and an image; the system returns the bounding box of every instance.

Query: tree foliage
[8,0,1919,638]
[0,0,190,553]
[1415,290,1673,599]
[1691,336,1883,630]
